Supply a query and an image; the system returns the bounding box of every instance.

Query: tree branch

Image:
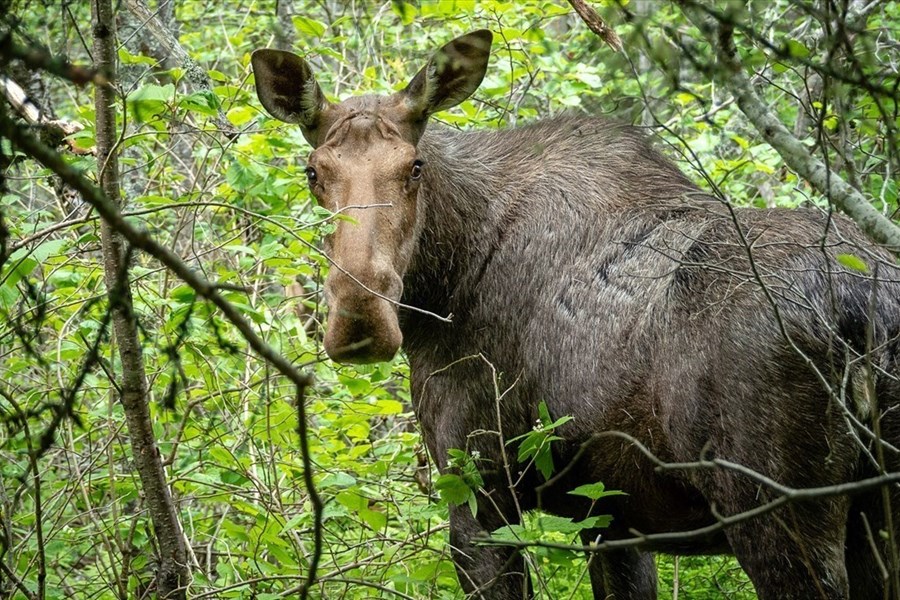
[0,33,106,86]
[0,74,90,153]
[0,108,312,402]
[567,0,623,51]
[0,90,321,598]
[91,0,190,596]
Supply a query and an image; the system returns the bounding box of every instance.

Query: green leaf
[127,83,174,122]
[568,482,627,501]
[292,15,327,37]
[227,105,255,126]
[118,47,157,66]
[836,253,869,273]
[408,560,440,581]
[435,474,473,506]
[137,194,176,206]
[374,399,403,414]
[489,523,527,542]
[319,471,357,488]
[360,507,387,531]
[339,375,370,397]
[467,493,479,518]
[534,444,555,480]
[535,515,612,534]
[179,90,220,116]
[336,490,368,512]
[169,285,196,303]
[391,0,416,24]
[785,39,809,58]
[225,161,263,192]
[545,415,574,429]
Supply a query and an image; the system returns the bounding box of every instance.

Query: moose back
[252,30,900,599]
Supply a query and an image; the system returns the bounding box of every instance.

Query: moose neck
[402,125,508,318]
[397,117,704,338]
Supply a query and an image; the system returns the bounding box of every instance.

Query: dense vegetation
[1,0,898,598]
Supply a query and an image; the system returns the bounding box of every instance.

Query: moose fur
[252,30,900,599]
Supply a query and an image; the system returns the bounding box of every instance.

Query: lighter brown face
[251,29,492,363]
[306,105,424,363]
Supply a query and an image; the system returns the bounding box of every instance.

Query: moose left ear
[251,48,331,145]
[403,30,493,118]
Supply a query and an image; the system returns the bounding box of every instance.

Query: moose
[252,30,900,599]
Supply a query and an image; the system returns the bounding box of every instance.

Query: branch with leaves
[92,0,191,595]
[120,0,239,139]
[0,37,323,600]
[677,1,900,253]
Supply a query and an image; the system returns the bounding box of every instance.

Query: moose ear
[403,30,492,118]
[251,49,330,144]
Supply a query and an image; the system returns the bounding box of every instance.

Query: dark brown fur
[253,32,900,599]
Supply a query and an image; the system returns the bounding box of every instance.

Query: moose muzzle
[323,266,403,364]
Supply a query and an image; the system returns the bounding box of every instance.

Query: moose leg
[578,531,656,600]
[449,504,532,599]
[846,489,900,599]
[724,499,850,600]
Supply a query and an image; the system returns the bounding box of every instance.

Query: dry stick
[567,0,623,52]
[0,561,36,600]
[861,511,892,589]
[91,0,190,597]
[0,107,324,600]
[0,75,87,151]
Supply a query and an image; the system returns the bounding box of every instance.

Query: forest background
[1,0,898,598]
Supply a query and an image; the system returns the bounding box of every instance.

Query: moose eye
[410,160,424,180]
[305,166,317,184]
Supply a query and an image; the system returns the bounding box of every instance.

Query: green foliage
[510,400,573,480]
[435,448,484,517]
[836,253,870,273]
[4,0,899,597]
[568,481,627,502]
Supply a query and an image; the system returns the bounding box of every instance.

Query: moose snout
[323,267,403,364]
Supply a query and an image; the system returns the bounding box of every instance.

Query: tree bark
[567,0,622,51]
[276,0,297,50]
[91,0,190,597]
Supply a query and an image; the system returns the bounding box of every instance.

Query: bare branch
[0,33,106,86]
[567,0,623,51]
[0,74,90,153]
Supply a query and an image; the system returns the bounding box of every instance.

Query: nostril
[324,306,402,364]
[323,279,403,364]
[322,263,404,363]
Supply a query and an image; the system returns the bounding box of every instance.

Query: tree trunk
[91,0,190,597]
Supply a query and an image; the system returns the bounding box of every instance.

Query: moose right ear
[403,30,492,119]
[251,49,329,144]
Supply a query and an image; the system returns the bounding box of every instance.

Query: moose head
[251,31,492,363]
